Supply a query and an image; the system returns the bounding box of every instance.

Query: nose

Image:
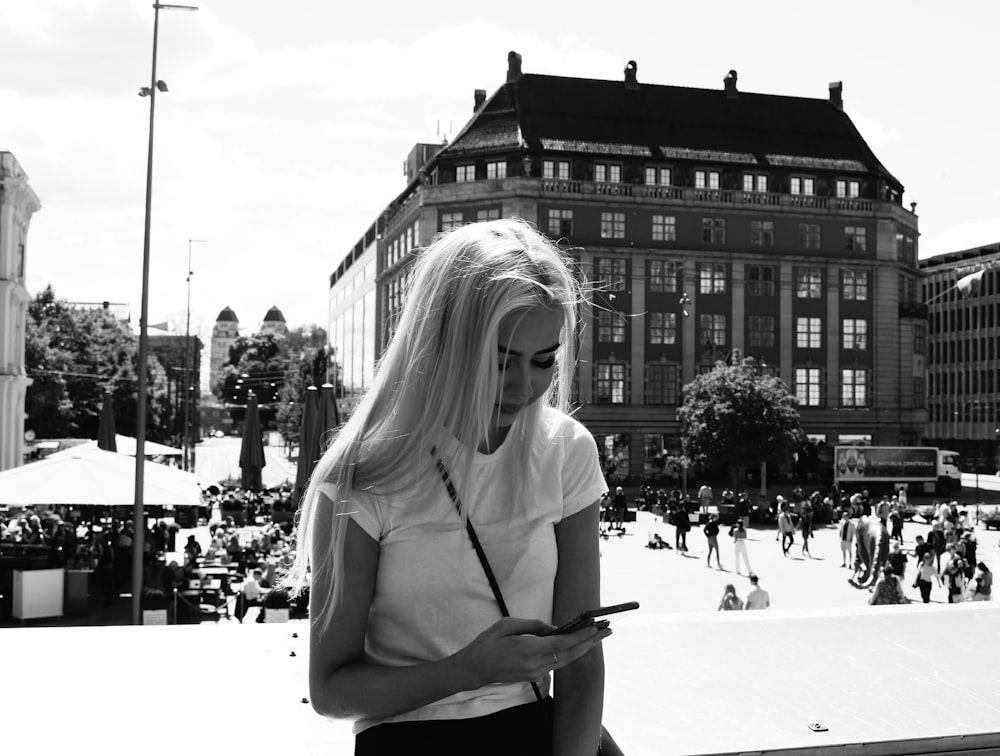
[503,361,532,400]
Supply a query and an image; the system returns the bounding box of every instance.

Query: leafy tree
[214,331,288,427]
[677,357,805,490]
[274,325,328,446]
[24,285,171,441]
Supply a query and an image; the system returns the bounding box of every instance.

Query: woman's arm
[309,515,608,723]
[552,501,606,756]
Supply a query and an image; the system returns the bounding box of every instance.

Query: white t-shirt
[332,407,607,733]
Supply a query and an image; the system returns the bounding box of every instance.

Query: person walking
[777,504,795,556]
[729,520,752,576]
[913,551,941,603]
[838,511,856,568]
[869,566,909,605]
[744,573,770,610]
[287,219,612,753]
[611,486,627,530]
[965,562,992,602]
[673,500,691,552]
[703,514,722,569]
[799,501,813,558]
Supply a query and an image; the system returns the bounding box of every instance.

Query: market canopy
[0,447,203,507]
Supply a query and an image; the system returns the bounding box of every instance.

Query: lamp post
[183,238,207,472]
[133,1,199,625]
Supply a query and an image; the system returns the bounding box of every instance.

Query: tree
[274,326,328,446]
[677,357,805,490]
[24,285,171,441]
[214,331,288,427]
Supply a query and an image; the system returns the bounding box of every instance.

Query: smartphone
[553,601,639,634]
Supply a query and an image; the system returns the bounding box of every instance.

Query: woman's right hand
[453,617,611,690]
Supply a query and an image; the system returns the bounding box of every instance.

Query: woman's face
[491,304,563,434]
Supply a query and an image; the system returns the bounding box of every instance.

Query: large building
[329,54,924,480]
[0,152,41,472]
[921,243,1000,470]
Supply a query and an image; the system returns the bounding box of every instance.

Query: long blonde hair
[287,218,587,630]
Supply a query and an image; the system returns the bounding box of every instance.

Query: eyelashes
[498,356,557,371]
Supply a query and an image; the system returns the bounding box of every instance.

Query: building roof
[215,306,238,323]
[444,64,901,188]
[262,305,286,323]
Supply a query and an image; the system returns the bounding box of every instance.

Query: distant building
[0,152,41,472]
[146,324,203,452]
[259,305,288,337]
[329,54,924,481]
[210,306,239,393]
[921,243,1000,469]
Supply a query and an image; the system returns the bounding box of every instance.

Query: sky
[2,0,998,352]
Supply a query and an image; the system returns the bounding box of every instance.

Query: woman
[703,514,722,569]
[869,566,909,605]
[717,584,744,611]
[913,552,941,604]
[289,220,612,755]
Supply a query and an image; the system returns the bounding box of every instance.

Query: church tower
[259,305,288,337]
[210,306,239,393]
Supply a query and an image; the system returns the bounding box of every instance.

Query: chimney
[624,60,639,90]
[507,51,523,83]
[724,69,738,98]
[829,81,843,110]
[474,88,487,111]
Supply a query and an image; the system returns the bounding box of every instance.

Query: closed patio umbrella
[316,382,341,455]
[293,386,320,505]
[96,391,117,452]
[239,392,266,491]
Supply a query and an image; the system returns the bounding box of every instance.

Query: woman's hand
[454,617,611,690]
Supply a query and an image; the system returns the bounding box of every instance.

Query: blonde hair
[286,218,587,630]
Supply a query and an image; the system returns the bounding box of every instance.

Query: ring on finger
[552,652,559,666]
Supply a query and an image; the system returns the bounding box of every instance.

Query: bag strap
[432,449,543,701]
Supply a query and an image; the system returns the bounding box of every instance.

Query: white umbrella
[46,435,182,458]
[0,447,203,507]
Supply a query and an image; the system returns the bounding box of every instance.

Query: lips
[497,404,523,414]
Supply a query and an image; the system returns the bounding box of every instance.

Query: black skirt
[354,698,553,756]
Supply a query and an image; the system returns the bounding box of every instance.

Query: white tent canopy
[47,435,182,458]
[0,447,203,507]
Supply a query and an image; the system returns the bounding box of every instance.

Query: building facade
[0,152,41,472]
[329,55,924,480]
[210,306,239,393]
[921,244,1000,470]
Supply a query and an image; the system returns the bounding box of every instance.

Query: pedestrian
[869,566,909,605]
[729,519,752,575]
[965,562,992,602]
[913,552,941,603]
[889,505,904,544]
[777,503,795,556]
[717,583,744,611]
[744,573,770,610]
[703,514,722,569]
[673,500,690,552]
[286,219,612,753]
[927,523,947,572]
[838,511,856,568]
[611,486,627,530]
[943,550,967,603]
[799,500,813,558]
[887,542,908,583]
[698,482,713,512]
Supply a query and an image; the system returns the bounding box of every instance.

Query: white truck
[833,446,962,495]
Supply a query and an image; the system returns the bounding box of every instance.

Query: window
[751,220,774,247]
[441,212,463,231]
[547,209,574,238]
[748,315,775,347]
[645,363,679,405]
[648,312,677,344]
[594,363,628,404]
[648,260,680,293]
[796,267,822,299]
[913,323,926,355]
[486,161,506,179]
[842,269,868,301]
[455,164,475,183]
[743,174,767,192]
[543,160,570,180]
[597,258,627,291]
[843,319,868,350]
[600,212,626,239]
[896,232,916,262]
[595,163,621,183]
[702,218,725,244]
[790,176,815,195]
[651,214,677,242]
[746,265,775,296]
[699,313,727,348]
[845,226,867,252]
[645,167,672,186]
[799,223,821,249]
[477,209,500,222]
[835,179,860,198]
[699,262,726,294]
[841,368,868,407]
[598,310,626,343]
[695,170,720,189]
[796,317,822,348]
[795,368,822,407]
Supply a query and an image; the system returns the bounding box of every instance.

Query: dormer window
[695,170,720,190]
[743,173,768,193]
[645,167,672,186]
[790,176,815,196]
[486,161,506,179]
[836,179,860,198]
[456,164,475,183]
[595,163,621,183]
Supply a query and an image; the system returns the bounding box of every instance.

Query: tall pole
[183,238,207,472]
[132,2,198,625]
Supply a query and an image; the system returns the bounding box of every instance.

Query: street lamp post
[183,238,207,472]
[132,1,198,625]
